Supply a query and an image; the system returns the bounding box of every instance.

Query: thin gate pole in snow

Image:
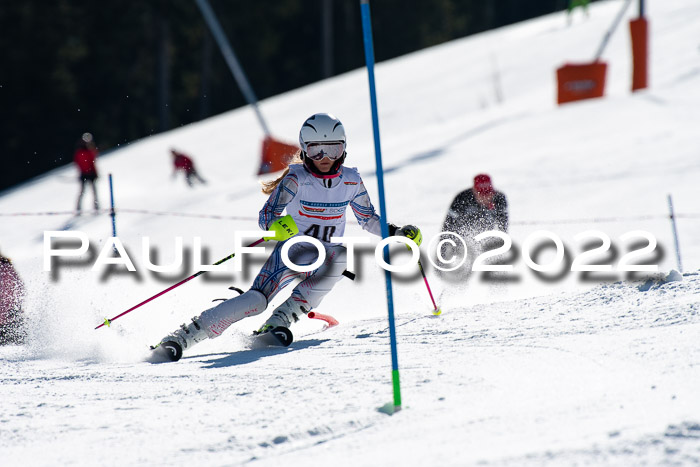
[108,174,117,238]
[194,0,271,136]
[667,194,683,272]
[359,0,402,412]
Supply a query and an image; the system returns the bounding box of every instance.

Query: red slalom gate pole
[307,311,339,328]
[95,238,265,329]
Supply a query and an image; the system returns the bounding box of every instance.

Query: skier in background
[437,174,508,276]
[0,250,26,345]
[567,0,590,25]
[442,173,508,236]
[156,113,422,361]
[73,132,99,213]
[171,148,207,187]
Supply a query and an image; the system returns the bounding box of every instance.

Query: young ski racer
[156,113,421,361]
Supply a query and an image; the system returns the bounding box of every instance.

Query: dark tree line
[0,0,584,191]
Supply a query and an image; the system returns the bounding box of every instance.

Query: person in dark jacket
[437,174,508,277]
[442,174,508,237]
[171,149,207,187]
[73,132,99,212]
[0,251,26,345]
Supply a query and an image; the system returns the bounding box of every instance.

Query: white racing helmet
[299,113,346,176]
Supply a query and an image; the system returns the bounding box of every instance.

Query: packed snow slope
[1,0,699,465]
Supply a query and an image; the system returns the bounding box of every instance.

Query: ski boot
[152,317,208,362]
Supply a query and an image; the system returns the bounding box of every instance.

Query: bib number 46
[304,224,337,243]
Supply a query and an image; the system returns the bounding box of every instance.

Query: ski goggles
[306,143,345,161]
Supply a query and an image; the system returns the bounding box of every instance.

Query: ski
[149,318,328,363]
[253,326,293,347]
[149,340,183,362]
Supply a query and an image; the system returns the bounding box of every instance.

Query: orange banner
[258,136,299,175]
[630,17,649,91]
[556,61,607,105]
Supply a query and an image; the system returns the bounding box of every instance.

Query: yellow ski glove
[264,215,299,241]
[398,224,422,247]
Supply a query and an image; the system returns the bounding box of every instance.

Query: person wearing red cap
[442,173,508,236]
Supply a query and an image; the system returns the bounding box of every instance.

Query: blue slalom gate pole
[359,0,401,412]
[108,173,116,238]
[108,173,118,255]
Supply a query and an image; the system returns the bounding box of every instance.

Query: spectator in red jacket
[171,148,207,187]
[74,132,99,212]
[0,251,26,345]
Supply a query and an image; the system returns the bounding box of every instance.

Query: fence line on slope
[2,209,700,226]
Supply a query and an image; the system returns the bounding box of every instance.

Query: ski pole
[417,259,441,316]
[95,215,300,329]
[400,227,441,316]
[95,238,265,329]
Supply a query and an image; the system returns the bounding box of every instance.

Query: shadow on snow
[197,338,331,369]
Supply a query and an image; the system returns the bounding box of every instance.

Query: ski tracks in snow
[1,272,700,466]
